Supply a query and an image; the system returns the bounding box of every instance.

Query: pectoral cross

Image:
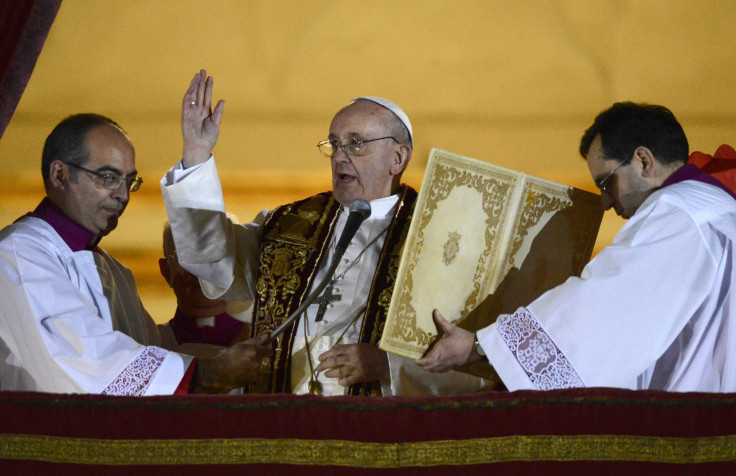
[314,283,342,322]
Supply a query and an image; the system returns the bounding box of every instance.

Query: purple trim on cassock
[24,197,100,252]
[662,164,736,201]
[168,308,245,347]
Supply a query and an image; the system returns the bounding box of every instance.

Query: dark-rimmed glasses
[65,162,143,192]
[595,159,629,194]
[317,136,399,158]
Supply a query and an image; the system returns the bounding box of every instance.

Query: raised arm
[182,69,225,168]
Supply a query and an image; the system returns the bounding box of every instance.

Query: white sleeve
[160,156,263,302]
[0,227,192,395]
[485,198,718,390]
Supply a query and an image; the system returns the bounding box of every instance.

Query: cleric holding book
[418,102,736,393]
[161,70,491,396]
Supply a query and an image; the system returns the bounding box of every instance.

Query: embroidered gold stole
[249,186,417,396]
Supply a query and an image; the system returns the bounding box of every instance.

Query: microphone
[333,199,371,259]
[269,199,372,342]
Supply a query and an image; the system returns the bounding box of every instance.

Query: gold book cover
[380,148,603,359]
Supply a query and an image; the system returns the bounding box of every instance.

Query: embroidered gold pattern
[388,162,514,351]
[250,197,338,392]
[3,433,736,466]
[503,181,586,276]
[248,188,416,394]
[270,248,293,277]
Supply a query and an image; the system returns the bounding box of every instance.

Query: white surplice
[162,157,490,396]
[0,217,192,394]
[479,179,736,392]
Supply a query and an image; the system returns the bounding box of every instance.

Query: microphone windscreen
[349,199,371,219]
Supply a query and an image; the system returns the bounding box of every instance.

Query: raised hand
[181,69,225,168]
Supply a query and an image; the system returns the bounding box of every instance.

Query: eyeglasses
[317,136,399,158]
[594,159,629,194]
[65,162,143,192]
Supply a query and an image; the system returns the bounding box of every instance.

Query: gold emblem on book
[442,231,461,266]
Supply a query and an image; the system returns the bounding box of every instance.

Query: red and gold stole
[249,186,417,396]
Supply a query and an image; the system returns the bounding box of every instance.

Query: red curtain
[0,0,61,139]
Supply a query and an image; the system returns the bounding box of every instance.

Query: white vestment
[161,157,489,396]
[479,179,736,392]
[0,216,192,395]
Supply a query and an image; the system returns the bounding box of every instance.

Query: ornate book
[380,148,603,359]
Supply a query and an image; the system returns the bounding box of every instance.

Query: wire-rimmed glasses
[65,162,143,192]
[317,136,399,158]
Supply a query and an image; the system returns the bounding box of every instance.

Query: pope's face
[328,101,405,205]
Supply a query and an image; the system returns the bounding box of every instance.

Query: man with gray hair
[162,70,488,396]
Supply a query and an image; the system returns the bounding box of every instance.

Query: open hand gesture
[416,309,480,372]
[181,69,225,167]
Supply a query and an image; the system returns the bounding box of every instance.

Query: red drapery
[0,0,61,139]
[689,144,736,192]
[1,388,736,475]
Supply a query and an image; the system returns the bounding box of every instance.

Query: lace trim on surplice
[497,307,584,390]
[101,347,166,396]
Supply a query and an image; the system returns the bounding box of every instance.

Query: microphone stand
[268,255,341,342]
[268,199,371,342]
